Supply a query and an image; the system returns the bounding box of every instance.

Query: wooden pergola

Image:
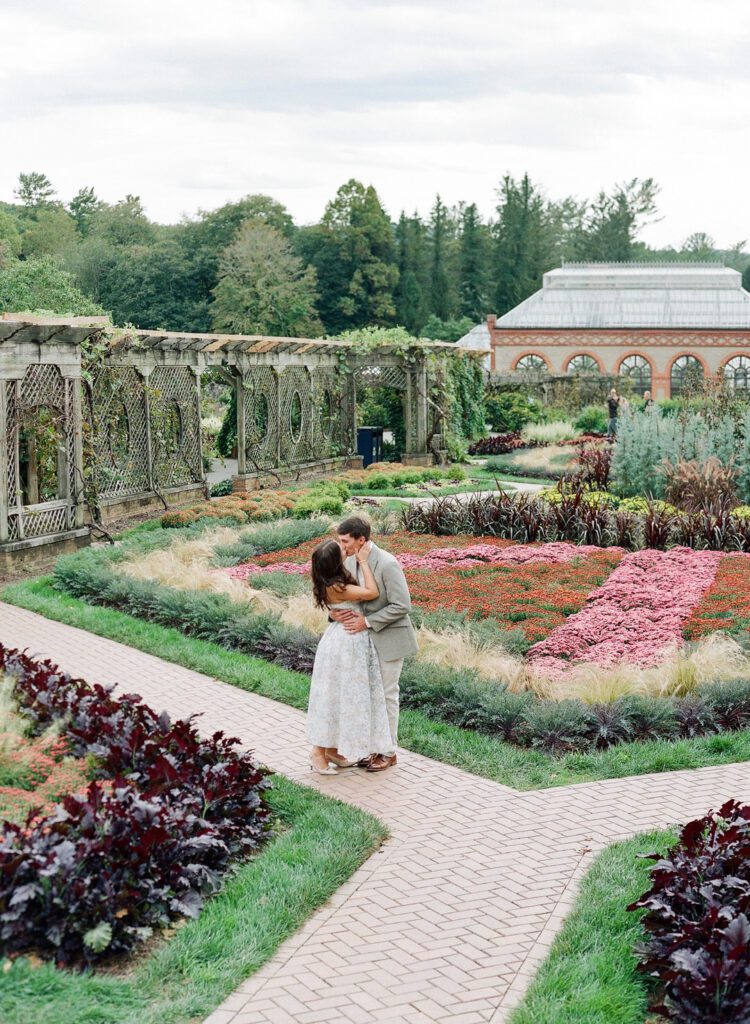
[0,315,463,563]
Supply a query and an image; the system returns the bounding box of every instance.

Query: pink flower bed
[528,547,726,677]
[226,541,604,581]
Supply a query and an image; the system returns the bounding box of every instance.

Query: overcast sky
[1,0,749,249]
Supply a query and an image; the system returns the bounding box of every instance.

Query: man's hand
[330,608,357,623]
[342,612,367,634]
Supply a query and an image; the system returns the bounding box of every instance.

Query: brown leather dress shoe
[356,755,374,768]
[366,753,397,772]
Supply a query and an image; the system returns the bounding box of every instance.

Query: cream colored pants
[375,652,403,756]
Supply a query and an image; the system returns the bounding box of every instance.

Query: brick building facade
[481,263,750,399]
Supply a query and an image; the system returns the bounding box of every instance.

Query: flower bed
[684,553,750,640]
[226,533,622,648]
[0,644,271,967]
[529,548,724,677]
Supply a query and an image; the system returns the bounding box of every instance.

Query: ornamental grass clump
[628,800,750,1023]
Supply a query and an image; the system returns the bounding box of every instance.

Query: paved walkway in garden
[2,602,749,1024]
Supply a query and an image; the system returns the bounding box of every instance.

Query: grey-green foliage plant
[736,406,750,503]
[612,409,739,499]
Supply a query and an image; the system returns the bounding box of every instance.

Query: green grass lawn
[509,829,672,1024]
[0,776,386,1024]
[5,579,750,791]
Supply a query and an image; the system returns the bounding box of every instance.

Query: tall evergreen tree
[493,173,549,315]
[575,178,660,262]
[429,195,452,320]
[394,212,429,332]
[457,202,488,320]
[311,179,398,331]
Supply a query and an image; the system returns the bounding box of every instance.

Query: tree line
[1,170,748,339]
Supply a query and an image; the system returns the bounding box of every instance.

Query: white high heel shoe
[309,758,338,776]
[325,752,357,768]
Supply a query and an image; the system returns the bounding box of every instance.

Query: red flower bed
[683,553,750,641]
[405,549,622,644]
[246,531,622,647]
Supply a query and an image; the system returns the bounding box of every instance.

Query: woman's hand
[356,540,373,564]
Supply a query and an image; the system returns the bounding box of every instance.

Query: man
[607,388,620,438]
[330,515,417,772]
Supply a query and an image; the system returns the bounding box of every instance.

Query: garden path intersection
[1,603,749,1024]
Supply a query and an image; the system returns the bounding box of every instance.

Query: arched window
[567,354,600,375]
[724,355,750,392]
[619,355,652,397]
[671,355,704,398]
[515,354,548,373]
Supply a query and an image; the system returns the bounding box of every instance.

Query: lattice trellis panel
[354,365,407,391]
[5,380,19,540]
[242,367,278,471]
[6,364,78,540]
[279,367,314,466]
[90,366,150,498]
[311,368,345,459]
[149,366,202,489]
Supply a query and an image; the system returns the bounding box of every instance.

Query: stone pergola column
[64,369,86,528]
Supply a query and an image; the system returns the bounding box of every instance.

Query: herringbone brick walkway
[1,602,748,1024]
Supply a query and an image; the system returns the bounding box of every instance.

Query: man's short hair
[337,515,371,541]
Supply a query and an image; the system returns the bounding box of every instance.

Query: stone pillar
[66,372,86,528]
[403,372,413,455]
[415,359,428,454]
[190,365,205,486]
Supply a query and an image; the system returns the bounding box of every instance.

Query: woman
[306,537,392,774]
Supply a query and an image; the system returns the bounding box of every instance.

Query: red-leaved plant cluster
[628,800,750,1023]
[0,644,272,968]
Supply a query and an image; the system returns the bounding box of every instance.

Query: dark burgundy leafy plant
[0,643,272,967]
[628,800,750,1023]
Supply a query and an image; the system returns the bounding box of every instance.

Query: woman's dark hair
[311,538,356,609]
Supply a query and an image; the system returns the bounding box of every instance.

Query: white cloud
[1,0,749,247]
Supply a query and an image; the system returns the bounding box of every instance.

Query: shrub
[699,679,750,731]
[522,420,579,445]
[209,478,234,497]
[673,694,715,738]
[628,800,750,1023]
[522,699,596,753]
[484,391,542,433]
[618,694,678,741]
[0,645,271,966]
[468,433,526,456]
[587,701,634,748]
[212,518,329,567]
[662,456,738,514]
[574,404,608,434]
[574,443,613,489]
[291,494,344,518]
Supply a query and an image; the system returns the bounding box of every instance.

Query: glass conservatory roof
[494,263,750,329]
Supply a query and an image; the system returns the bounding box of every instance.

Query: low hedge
[628,800,750,1022]
[0,645,272,967]
[51,549,750,756]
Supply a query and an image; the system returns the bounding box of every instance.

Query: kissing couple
[306,515,417,775]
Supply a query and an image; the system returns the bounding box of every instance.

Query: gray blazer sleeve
[365,558,412,632]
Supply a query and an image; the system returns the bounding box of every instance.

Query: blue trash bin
[357,426,384,468]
